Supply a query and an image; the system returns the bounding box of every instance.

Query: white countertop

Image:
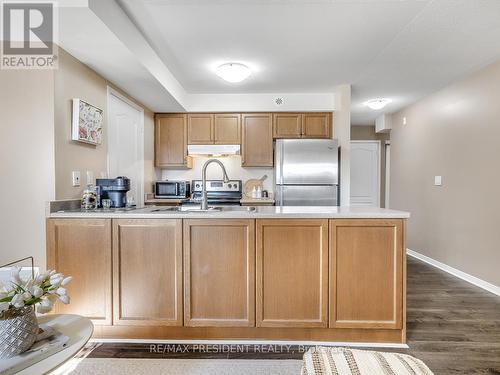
[48,205,410,219]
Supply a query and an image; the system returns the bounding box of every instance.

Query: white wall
[161,156,273,195]
[188,93,336,112]
[0,70,55,269]
[335,84,351,206]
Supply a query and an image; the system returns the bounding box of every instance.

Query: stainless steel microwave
[154,181,190,199]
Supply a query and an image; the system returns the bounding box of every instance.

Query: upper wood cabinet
[214,113,241,144]
[188,114,214,144]
[183,219,255,327]
[241,113,273,167]
[188,113,241,145]
[273,113,302,138]
[329,219,404,329]
[303,113,332,138]
[273,112,332,139]
[155,114,191,168]
[46,219,112,325]
[112,219,183,326]
[256,219,329,328]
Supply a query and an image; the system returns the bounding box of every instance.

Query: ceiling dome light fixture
[365,98,392,110]
[215,63,251,83]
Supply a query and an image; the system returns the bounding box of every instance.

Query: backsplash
[159,156,274,196]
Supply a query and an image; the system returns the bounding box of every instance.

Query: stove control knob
[195,184,200,188]
[228,184,232,189]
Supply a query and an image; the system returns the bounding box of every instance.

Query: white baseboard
[89,338,409,349]
[407,249,500,297]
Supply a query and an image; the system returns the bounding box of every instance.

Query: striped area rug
[301,347,433,375]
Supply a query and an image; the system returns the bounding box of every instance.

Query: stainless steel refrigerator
[275,139,339,206]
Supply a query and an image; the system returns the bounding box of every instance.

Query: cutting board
[243,175,267,198]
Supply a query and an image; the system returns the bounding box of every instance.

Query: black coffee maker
[95,176,130,208]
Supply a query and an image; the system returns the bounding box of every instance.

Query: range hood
[187,144,240,157]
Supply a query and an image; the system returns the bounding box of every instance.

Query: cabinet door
[155,114,191,168]
[273,113,302,138]
[188,113,214,144]
[184,219,255,327]
[256,219,328,327]
[330,219,404,329]
[46,219,112,325]
[214,113,241,144]
[241,113,273,167]
[113,219,183,326]
[303,113,332,139]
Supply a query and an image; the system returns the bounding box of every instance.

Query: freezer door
[275,185,338,206]
[275,139,338,185]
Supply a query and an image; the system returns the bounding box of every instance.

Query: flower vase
[0,306,39,358]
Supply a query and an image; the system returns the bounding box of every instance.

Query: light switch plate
[434,176,442,186]
[72,171,81,187]
[86,170,94,185]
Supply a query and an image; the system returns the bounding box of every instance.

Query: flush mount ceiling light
[215,63,251,83]
[365,98,392,110]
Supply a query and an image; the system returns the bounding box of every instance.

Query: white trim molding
[407,249,500,297]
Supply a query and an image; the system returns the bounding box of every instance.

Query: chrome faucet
[201,159,229,210]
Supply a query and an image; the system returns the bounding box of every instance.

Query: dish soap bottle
[251,186,258,199]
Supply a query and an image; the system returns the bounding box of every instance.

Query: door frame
[107,86,145,206]
[385,141,391,208]
[350,140,381,207]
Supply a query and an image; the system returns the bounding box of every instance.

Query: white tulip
[30,286,43,298]
[11,294,25,308]
[35,274,45,284]
[0,302,10,313]
[61,276,73,286]
[40,297,54,308]
[58,295,70,305]
[50,277,63,288]
[56,287,67,296]
[50,273,62,281]
[22,291,32,301]
[49,270,57,276]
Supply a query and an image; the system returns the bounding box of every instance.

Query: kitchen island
[46,205,409,344]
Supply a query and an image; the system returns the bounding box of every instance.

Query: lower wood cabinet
[46,219,112,325]
[256,219,329,327]
[113,219,183,326]
[183,219,255,327]
[329,219,404,329]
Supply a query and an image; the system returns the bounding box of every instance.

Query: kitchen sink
[149,206,256,213]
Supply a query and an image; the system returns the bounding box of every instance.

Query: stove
[186,179,242,206]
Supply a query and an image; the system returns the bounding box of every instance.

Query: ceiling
[59,0,500,124]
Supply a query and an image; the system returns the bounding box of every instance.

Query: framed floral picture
[71,98,103,145]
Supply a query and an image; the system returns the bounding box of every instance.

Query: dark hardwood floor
[82,257,500,374]
[404,257,500,374]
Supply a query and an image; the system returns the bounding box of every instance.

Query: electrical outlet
[434,176,442,186]
[72,171,81,187]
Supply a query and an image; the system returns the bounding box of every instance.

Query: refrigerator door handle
[275,140,284,185]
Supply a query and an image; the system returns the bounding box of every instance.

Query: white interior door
[108,89,144,206]
[350,141,380,207]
